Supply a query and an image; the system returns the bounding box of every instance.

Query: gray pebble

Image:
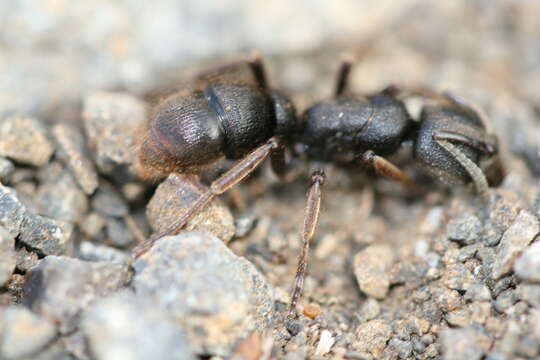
[353,319,392,358]
[388,338,413,359]
[22,256,129,333]
[0,227,15,286]
[0,305,57,359]
[91,183,129,218]
[412,336,426,354]
[82,92,146,175]
[35,168,88,223]
[19,215,73,256]
[15,246,40,273]
[464,282,492,302]
[83,291,195,360]
[442,263,474,291]
[105,217,134,248]
[358,298,380,321]
[132,232,273,356]
[514,241,540,282]
[0,115,54,167]
[146,174,235,243]
[493,289,518,313]
[0,184,26,237]
[441,325,492,360]
[491,210,540,280]
[516,283,540,307]
[447,214,482,245]
[52,123,99,195]
[353,244,395,299]
[516,335,539,358]
[78,241,129,264]
[0,157,14,183]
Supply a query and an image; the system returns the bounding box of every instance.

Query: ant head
[269,90,298,140]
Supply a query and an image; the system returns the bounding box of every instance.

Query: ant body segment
[132,52,504,328]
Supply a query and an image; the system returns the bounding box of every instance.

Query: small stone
[0,305,57,359]
[489,190,525,233]
[303,303,322,319]
[83,291,195,360]
[514,241,540,282]
[458,244,479,262]
[470,302,491,325]
[412,337,426,354]
[441,326,492,360]
[146,174,235,243]
[35,168,88,223]
[493,289,517,313]
[464,283,492,302]
[0,227,15,286]
[358,298,380,321]
[91,183,129,217]
[82,91,146,175]
[15,246,39,273]
[22,256,129,332]
[314,330,335,356]
[78,241,129,264]
[234,214,258,238]
[516,335,539,358]
[0,115,54,167]
[481,222,503,247]
[79,212,107,239]
[19,215,73,255]
[447,214,482,245]
[442,263,474,291]
[132,232,273,356]
[52,123,99,195]
[0,184,26,237]
[491,210,540,280]
[388,338,413,359]
[353,244,395,299]
[353,319,392,358]
[106,217,134,248]
[0,157,14,183]
[446,308,471,327]
[432,287,463,312]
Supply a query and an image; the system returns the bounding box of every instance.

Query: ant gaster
[132,52,504,328]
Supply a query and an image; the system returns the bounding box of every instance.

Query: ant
[131,51,504,331]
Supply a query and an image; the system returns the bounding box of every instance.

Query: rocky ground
[1,1,540,360]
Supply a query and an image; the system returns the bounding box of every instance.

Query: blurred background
[2,1,540,117]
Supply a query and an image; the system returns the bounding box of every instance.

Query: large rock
[132,232,273,356]
[515,241,540,282]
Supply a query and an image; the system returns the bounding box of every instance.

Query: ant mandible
[131,51,504,327]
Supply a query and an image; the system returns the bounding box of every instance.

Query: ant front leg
[132,138,282,259]
[358,150,421,192]
[287,170,325,324]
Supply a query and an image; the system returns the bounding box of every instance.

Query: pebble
[353,319,392,358]
[19,215,73,256]
[91,183,129,217]
[83,291,195,360]
[446,308,471,327]
[491,210,540,279]
[52,123,99,195]
[516,283,540,307]
[358,298,381,321]
[78,241,129,264]
[132,232,273,356]
[22,256,129,333]
[464,283,492,302]
[0,184,26,237]
[447,214,482,245]
[0,115,54,167]
[0,227,15,287]
[442,263,474,291]
[146,174,235,243]
[514,241,540,282]
[441,326,492,360]
[105,217,134,248]
[470,301,491,325]
[303,303,322,319]
[0,157,14,183]
[35,168,88,223]
[0,305,57,359]
[493,289,517,313]
[15,246,40,273]
[387,338,413,359]
[314,330,335,356]
[353,244,395,299]
[82,91,146,175]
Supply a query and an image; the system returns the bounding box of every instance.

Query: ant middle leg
[287,170,325,322]
[132,137,282,259]
[358,150,421,192]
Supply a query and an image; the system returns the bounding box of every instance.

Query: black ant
[131,52,504,331]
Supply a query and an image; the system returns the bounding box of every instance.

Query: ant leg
[435,139,490,202]
[287,170,325,320]
[359,150,420,191]
[334,53,356,96]
[132,138,282,259]
[245,51,268,90]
